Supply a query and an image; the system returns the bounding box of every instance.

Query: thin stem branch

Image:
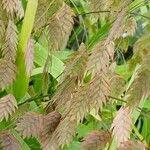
[109,96,127,103]
[18,94,51,106]
[78,10,150,20]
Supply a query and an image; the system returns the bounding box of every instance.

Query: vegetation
[0,0,150,149]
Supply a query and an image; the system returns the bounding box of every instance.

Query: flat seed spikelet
[111,106,132,146]
[126,55,150,107]
[0,94,18,122]
[48,2,75,51]
[2,20,18,61]
[15,0,24,19]
[124,17,137,36]
[110,74,126,98]
[47,41,115,149]
[16,111,61,149]
[47,43,88,111]
[62,43,88,82]
[34,0,63,31]
[0,59,16,89]
[0,20,5,39]
[39,111,61,149]
[81,130,111,150]
[0,130,21,150]
[117,140,145,150]
[87,41,114,75]
[106,8,127,42]
[2,0,24,18]
[49,74,111,149]
[47,116,77,149]
[88,0,110,20]
[16,112,43,139]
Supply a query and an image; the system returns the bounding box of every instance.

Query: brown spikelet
[2,20,18,61]
[48,2,75,51]
[63,43,88,81]
[0,130,20,150]
[124,17,137,36]
[49,41,115,148]
[81,130,111,150]
[0,59,17,89]
[49,74,111,149]
[87,41,114,75]
[117,140,145,150]
[39,111,61,149]
[15,0,24,19]
[126,55,150,107]
[47,44,88,112]
[128,34,150,72]
[88,74,110,113]
[0,2,8,22]
[110,74,126,98]
[107,8,127,42]
[16,112,43,139]
[25,38,34,75]
[88,0,110,19]
[63,85,91,124]
[2,0,23,18]
[50,76,77,112]
[47,116,76,150]
[2,0,17,16]
[134,34,150,54]
[34,0,63,32]
[0,94,18,122]
[0,20,5,38]
[63,74,110,124]
[111,106,132,146]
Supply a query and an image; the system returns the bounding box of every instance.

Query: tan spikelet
[128,34,150,72]
[134,34,150,54]
[87,41,114,75]
[88,0,110,19]
[0,20,5,38]
[126,55,150,107]
[50,76,77,112]
[62,43,88,82]
[48,2,75,51]
[2,0,17,16]
[106,8,127,42]
[49,41,114,148]
[0,2,8,22]
[0,94,18,122]
[81,130,111,150]
[2,20,18,61]
[0,59,17,89]
[88,74,111,113]
[39,111,61,150]
[47,44,88,112]
[0,130,20,150]
[117,140,145,150]
[47,116,76,149]
[111,106,132,146]
[124,17,137,36]
[16,112,43,139]
[25,38,34,75]
[15,0,24,19]
[110,74,126,98]
[34,0,63,32]
[63,74,110,124]
[49,74,111,148]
